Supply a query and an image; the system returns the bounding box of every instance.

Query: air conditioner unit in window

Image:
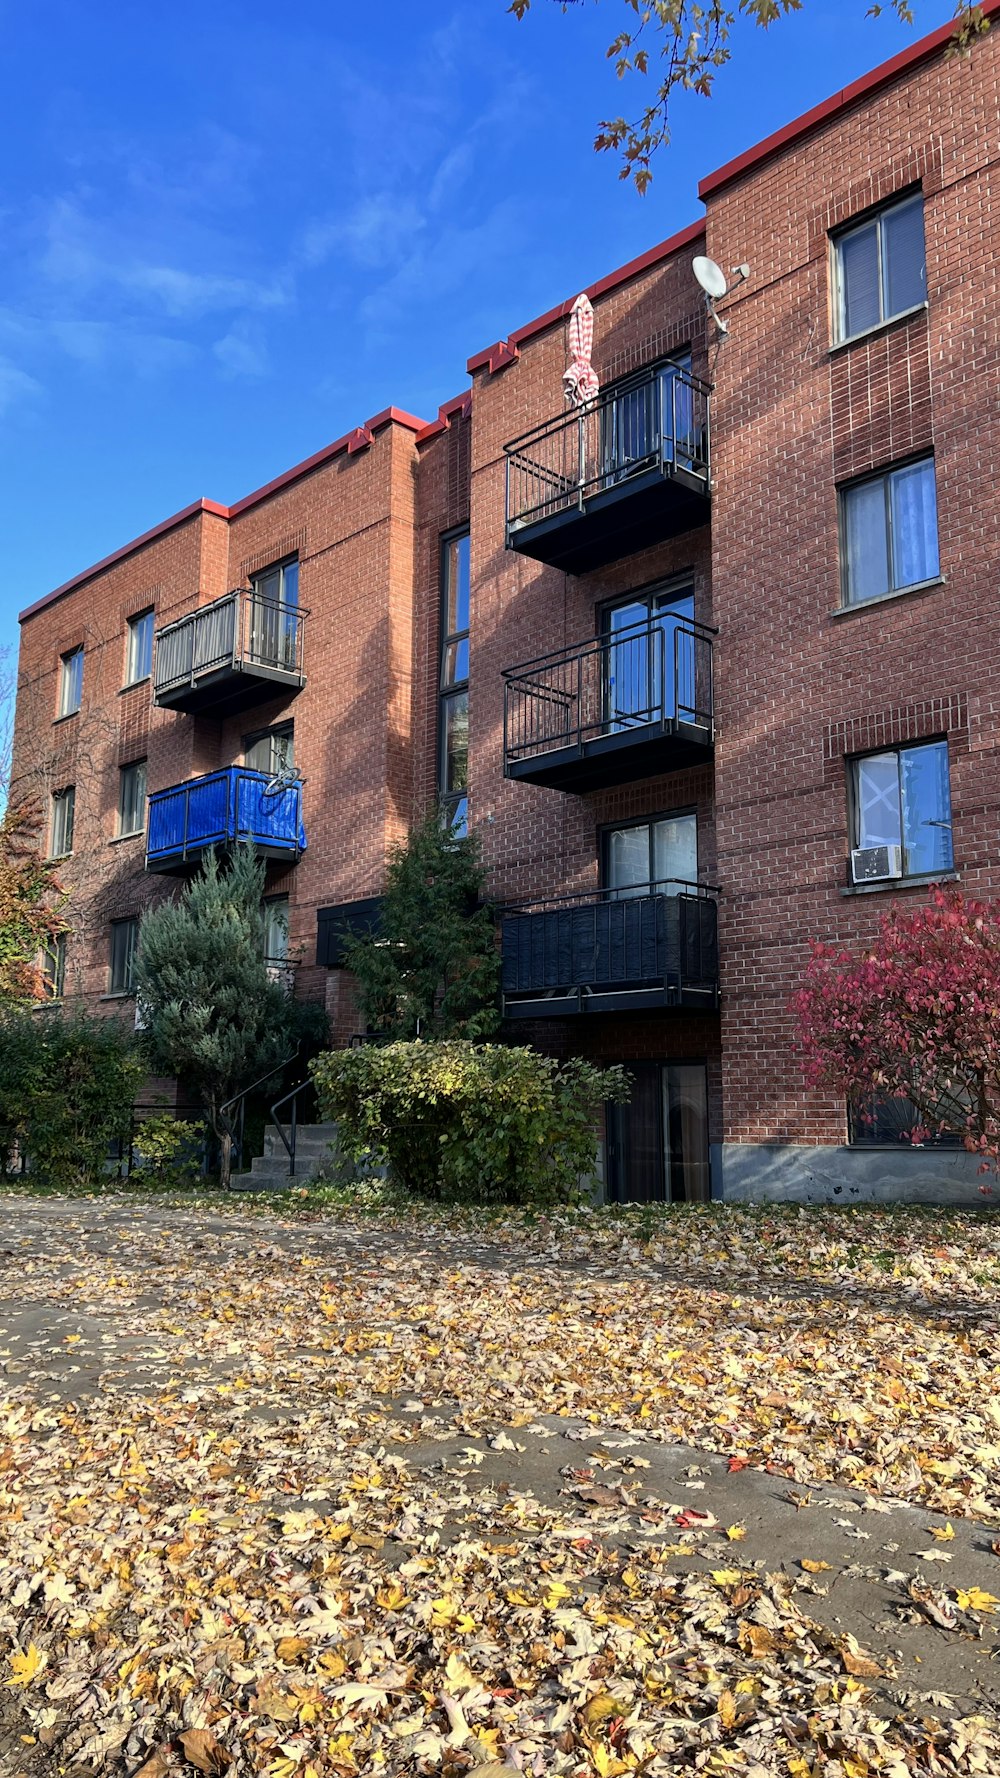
[851,844,903,885]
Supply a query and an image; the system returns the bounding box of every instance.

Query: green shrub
[0,1007,144,1189]
[311,1040,630,1208]
[131,1112,206,1188]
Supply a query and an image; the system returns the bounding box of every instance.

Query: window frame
[117,759,147,838]
[57,647,83,719]
[262,893,290,966]
[124,609,155,687]
[49,786,75,860]
[438,527,470,835]
[831,188,927,346]
[42,931,67,1000]
[250,557,299,605]
[847,737,954,881]
[600,806,699,900]
[108,918,138,996]
[244,723,294,778]
[838,454,940,609]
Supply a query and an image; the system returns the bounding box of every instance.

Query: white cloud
[213,318,269,379]
[0,358,42,418]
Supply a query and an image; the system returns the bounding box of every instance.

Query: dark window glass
[245,726,294,776]
[250,560,300,669]
[852,740,953,878]
[850,1091,963,1147]
[604,812,698,899]
[125,610,154,685]
[834,192,926,342]
[50,787,75,858]
[109,918,138,995]
[440,531,470,834]
[118,761,147,836]
[58,648,83,718]
[42,932,66,999]
[604,584,697,729]
[841,457,939,606]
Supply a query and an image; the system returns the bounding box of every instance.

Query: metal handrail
[504,364,712,454]
[153,588,310,696]
[501,879,720,914]
[221,1050,298,1171]
[268,1077,314,1180]
[503,613,717,678]
[503,615,714,769]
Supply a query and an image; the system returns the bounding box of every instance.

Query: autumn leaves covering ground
[1,1199,999,1778]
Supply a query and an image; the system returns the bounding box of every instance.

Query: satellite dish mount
[691,256,750,339]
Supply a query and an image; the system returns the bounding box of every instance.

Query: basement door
[607,1061,710,1204]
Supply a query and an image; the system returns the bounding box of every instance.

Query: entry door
[604,588,696,731]
[252,560,299,669]
[607,1061,710,1203]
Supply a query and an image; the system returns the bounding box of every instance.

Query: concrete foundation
[719,1143,993,1207]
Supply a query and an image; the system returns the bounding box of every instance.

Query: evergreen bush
[0,1007,143,1188]
[311,1039,630,1208]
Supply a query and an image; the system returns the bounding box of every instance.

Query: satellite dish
[692,255,729,300]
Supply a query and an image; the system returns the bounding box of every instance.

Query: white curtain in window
[652,814,697,893]
[891,459,939,589]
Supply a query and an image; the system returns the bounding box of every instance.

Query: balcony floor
[154,661,304,716]
[507,717,714,793]
[503,982,720,1018]
[506,464,710,575]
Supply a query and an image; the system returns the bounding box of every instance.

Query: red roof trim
[699,1,1000,199]
[415,389,474,444]
[18,500,218,623]
[20,408,431,623]
[466,217,705,375]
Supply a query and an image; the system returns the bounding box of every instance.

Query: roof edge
[19,407,431,625]
[466,217,705,376]
[699,0,1000,200]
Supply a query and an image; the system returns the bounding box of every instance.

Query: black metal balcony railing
[504,616,714,793]
[501,883,720,1019]
[504,364,711,573]
[153,589,307,714]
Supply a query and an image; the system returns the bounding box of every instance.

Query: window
[833,191,926,342]
[841,457,939,607]
[58,647,83,718]
[263,895,289,966]
[603,582,697,730]
[42,932,66,1000]
[109,918,138,995]
[604,812,698,899]
[602,354,700,481]
[607,1061,710,1202]
[125,609,154,685]
[118,760,147,836]
[50,787,75,859]
[850,1089,962,1147]
[245,725,294,777]
[250,558,299,670]
[439,530,470,835]
[850,740,953,879]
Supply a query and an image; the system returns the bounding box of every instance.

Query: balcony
[504,616,714,793]
[153,589,307,715]
[146,767,306,873]
[504,364,710,574]
[501,886,719,1019]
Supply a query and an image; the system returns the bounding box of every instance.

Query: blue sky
[1,0,952,663]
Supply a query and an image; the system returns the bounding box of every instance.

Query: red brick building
[13,8,1000,1203]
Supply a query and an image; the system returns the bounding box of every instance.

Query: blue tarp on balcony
[146,767,306,871]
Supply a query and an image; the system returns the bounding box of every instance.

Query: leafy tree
[0,1007,143,1188]
[134,847,297,1189]
[341,813,500,1040]
[510,2,990,191]
[0,803,66,1006]
[312,1039,631,1206]
[792,886,1000,1174]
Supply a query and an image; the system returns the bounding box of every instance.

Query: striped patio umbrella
[563,293,600,407]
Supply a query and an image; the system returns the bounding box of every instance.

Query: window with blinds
[833,192,926,343]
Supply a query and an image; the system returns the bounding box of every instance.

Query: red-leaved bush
[792,887,1000,1180]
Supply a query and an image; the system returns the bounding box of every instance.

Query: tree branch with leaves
[509,1,990,191]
